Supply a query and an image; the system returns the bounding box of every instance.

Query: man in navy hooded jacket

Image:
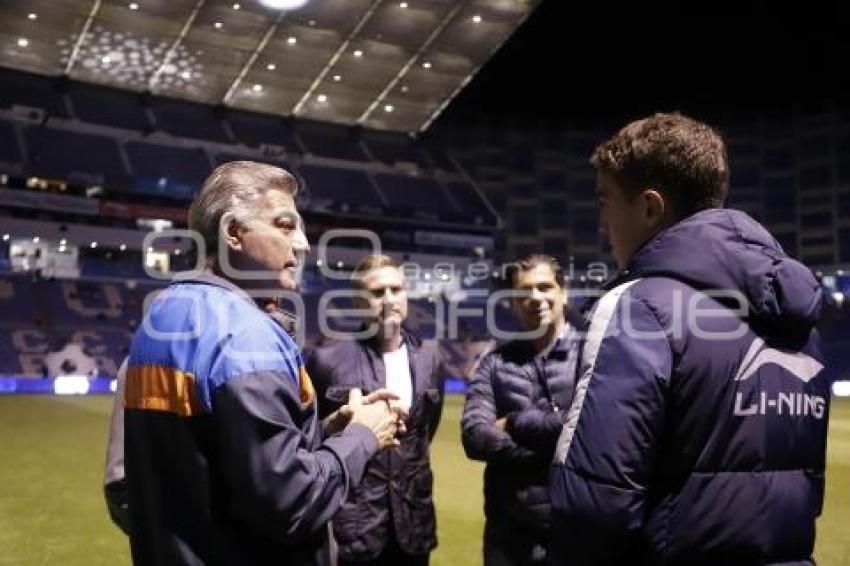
[550,113,831,565]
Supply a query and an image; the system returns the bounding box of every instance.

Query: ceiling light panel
[66,0,199,91]
[0,0,541,133]
[0,0,89,76]
[229,25,341,114]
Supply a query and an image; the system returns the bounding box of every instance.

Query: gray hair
[188,160,299,257]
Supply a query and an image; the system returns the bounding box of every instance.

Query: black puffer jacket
[305,331,445,561]
[461,326,578,534]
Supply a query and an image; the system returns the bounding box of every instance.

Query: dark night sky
[437,0,850,130]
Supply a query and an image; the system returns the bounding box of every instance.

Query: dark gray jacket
[305,330,445,561]
[461,326,578,534]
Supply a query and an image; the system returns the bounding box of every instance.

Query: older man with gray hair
[124,161,402,566]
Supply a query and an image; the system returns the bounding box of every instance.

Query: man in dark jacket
[550,113,831,565]
[124,161,402,566]
[462,254,579,565]
[306,254,446,566]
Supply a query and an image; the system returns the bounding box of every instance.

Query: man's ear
[641,189,667,226]
[220,212,243,252]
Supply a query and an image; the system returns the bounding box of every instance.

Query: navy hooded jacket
[550,208,831,565]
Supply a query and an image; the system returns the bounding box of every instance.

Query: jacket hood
[627,208,822,340]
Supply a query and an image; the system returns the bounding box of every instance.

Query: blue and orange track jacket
[124,273,378,566]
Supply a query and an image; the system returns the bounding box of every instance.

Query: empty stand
[125,140,210,199]
[23,126,129,186]
[299,164,383,207]
[0,120,22,168]
[68,83,151,132]
[444,181,496,224]
[225,109,302,154]
[363,132,430,169]
[150,98,229,143]
[0,68,68,119]
[298,122,369,162]
[374,172,456,215]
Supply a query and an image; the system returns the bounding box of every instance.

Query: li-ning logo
[733,337,826,419]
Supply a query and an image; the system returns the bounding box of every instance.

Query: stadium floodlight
[258,0,310,9]
[54,375,91,396]
[833,381,850,397]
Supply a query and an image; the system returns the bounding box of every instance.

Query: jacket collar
[171,271,299,339]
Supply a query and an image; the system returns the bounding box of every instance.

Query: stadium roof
[0,0,539,133]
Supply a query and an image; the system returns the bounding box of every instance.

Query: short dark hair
[590,112,729,217]
[506,254,566,289]
[352,254,400,289]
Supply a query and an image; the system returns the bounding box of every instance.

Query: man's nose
[293,228,310,254]
[530,287,545,302]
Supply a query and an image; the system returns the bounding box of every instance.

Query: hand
[324,388,400,436]
[348,389,400,448]
[495,417,507,431]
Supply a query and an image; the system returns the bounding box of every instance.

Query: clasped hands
[324,388,407,448]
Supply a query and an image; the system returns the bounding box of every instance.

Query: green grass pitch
[0,395,847,565]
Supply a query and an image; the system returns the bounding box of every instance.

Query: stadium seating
[0,68,68,119]
[125,140,210,199]
[23,126,129,186]
[298,122,370,162]
[299,164,384,207]
[363,131,431,169]
[68,82,152,132]
[374,172,456,215]
[0,120,23,168]
[225,108,302,154]
[149,98,230,144]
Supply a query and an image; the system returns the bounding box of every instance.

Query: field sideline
[0,395,846,565]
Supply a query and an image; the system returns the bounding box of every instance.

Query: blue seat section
[214,152,290,170]
[81,257,153,280]
[299,123,369,162]
[374,172,456,215]
[364,133,430,168]
[40,279,132,328]
[0,277,40,324]
[424,146,458,172]
[150,98,229,143]
[125,140,210,199]
[0,120,22,166]
[225,109,302,154]
[69,83,151,132]
[445,181,496,224]
[0,68,68,118]
[299,164,383,207]
[23,127,129,186]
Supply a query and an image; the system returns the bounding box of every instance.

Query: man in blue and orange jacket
[124,161,402,566]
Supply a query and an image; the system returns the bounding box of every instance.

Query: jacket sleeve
[427,347,448,442]
[461,350,545,467]
[550,288,672,564]
[506,405,567,454]
[214,367,378,544]
[303,347,339,420]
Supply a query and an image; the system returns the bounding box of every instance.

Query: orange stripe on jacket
[125,365,205,417]
[299,366,315,406]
